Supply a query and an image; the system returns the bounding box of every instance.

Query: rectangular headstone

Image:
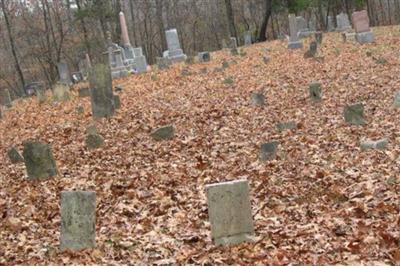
[89,64,115,118]
[23,141,58,180]
[243,31,252,46]
[336,12,352,32]
[352,10,370,33]
[288,14,303,49]
[344,103,366,125]
[205,180,254,246]
[57,62,72,85]
[53,83,70,102]
[134,55,148,74]
[165,29,187,63]
[327,16,335,32]
[60,191,96,251]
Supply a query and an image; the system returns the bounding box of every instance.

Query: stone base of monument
[214,233,255,246]
[111,68,129,79]
[298,31,314,39]
[336,26,352,32]
[134,56,148,74]
[288,41,303,49]
[356,31,375,44]
[164,49,187,64]
[342,32,357,43]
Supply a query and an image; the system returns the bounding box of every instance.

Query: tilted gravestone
[344,103,366,125]
[164,29,187,63]
[393,92,400,108]
[352,10,374,44]
[57,62,72,85]
[276,121,297,132]
[8,147,24,164]
[198,52,211,63]
[60,191,96,251]
[288,14,303,49]
[0,89,12,108]
[260,141,279,161]
[251,92,265,107]
[23,141,58,180]
[85,125,104,150]
[156,57,171,70]
[89,64,116,118]
[205,180,254,246]
[360,138,388,151]
[304,41,318,58]
[53,83,70,102]
[151,125,174,141]
[309,82,322,101]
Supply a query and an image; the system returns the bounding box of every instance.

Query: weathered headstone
[393,92,400,108]
[198,52,211,62]
[164,29,187,63]
[228,37,238,49]
[8,147,24,164]
[309,82,322,101]
[151,125,174,141]
[352,10,374,44]
[85,125,104,150]
[36,86,47,104]
[57,62,72,85]
[336,12,352,32]
[327,16,335,32]
[304,41,318,58]
[78,87,91,98]
[296,16,313,38]
[230,48,239,56]
[251,92,265,107]
[105,43,129,79]
[156,57,171,70]
[344,103,366,125]
[360,138,388,151]
[89,64,115,118]
[23,141,58,180]
[0,89,12,108]
[315,32,323,45]
[60,191,96,251]
[342,32,357,43]
[53,83,70,102]
[288,14,303,49]
[276,121,297,132]
[205,180,254,246]
[243,31,252,46]
[260,141,279,161]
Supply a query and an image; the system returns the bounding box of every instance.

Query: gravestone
[36,86,47,104]
[132,47,148,74]
[315,32,323,45]
[352,10,374,44]
[342,32,357,43]
[60,191,96,251]
[151,125,174,141]
[336,12,352,32]
[304,41,318,58]
[327,16,335,32]
[228,37,238,49]
[260,141,279,161]
[57,62,72,85]
[309,82,322,101]
[85,125,104,150]
[52,83,70,102]
[0,89,12,108]
[296,16,312,38]
[105,42,129,79]
[230,48,239,56]
[156,57,171,70]
[78,87,91,98]
[276,121,297,132]
[205,180,254,246]
[251,92,265,107]
[23,141,58,180]
[89,64,115,118]
[393,92,400,108]
[198,52,211,63]
[309,16,317,31]
[360,138,388,151]
[288,14,303,49]
[243,31,252,46]
[222,60,229,69]
[344,103,366,125]
[8,147,24,164]
[164,29,187,63]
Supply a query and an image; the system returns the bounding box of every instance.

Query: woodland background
[0,0,399,97]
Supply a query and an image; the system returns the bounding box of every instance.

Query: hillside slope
[0,26,399,265]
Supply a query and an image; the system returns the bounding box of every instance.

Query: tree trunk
[257,0,273,42]
[1,0,25,95]
[129,0,139,47]
[76,0,92,57]
[224,0,237,39]
[155,0,167,51]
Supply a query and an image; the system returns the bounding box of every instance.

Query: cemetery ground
[1,26,399,265]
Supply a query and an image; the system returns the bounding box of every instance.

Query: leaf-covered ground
[0,26,399,265]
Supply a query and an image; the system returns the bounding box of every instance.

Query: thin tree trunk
[257,0,273,42]
[129,0,139,47]
[1,0,26,94]
[224,0,237,39]
[76,0,92,57]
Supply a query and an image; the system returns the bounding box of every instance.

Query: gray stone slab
[276,121,297,132]
[205,180,254,246]
[156,57,171,70]
[344,103,366,125]
[243,31,252,46]
[151,125,174,141]
[260,141,279,161]
[8,147,24,164]
[23,141,58,180]
[356,31,375,44]
[57,62,72,85]
[336,12,352,32]
[53,83,70,102]
[60,191,96,251]
[251,93,265,107]
[288,14,302,49]
[393,92,400,108]
[78,88,91,98]
[89,64,115,118]
[309,82,322,101]
[134,55,148,74]
[361,138,388,151]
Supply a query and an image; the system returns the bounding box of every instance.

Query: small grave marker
[344,103,366,125]
[260,141,279,161]
[309,82,322,101]
[151,125,174,141]
[23,141,58,180]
